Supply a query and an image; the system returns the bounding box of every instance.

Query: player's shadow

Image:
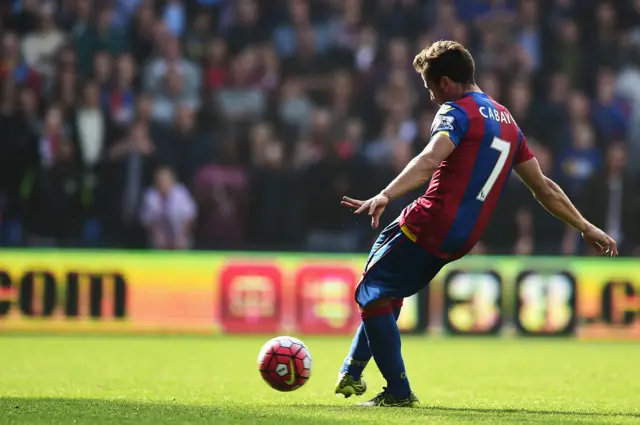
[2,398,639,424]
[300,404,640,423]
[422,405,640,419]
[0,398,344,424]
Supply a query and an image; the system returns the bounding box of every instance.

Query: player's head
[413,40,476,105]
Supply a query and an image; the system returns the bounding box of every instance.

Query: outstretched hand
[341,194,390,229]
[582,225,618,257]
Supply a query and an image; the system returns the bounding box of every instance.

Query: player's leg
[336,221,403,398]
[340,299,404,379]
[336,298,403,398]
[358,296,415,405]
[352,227,448,407]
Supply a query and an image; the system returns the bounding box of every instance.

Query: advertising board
[0,251,637,339]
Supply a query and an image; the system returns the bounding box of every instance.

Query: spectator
[0,31,41,94]
[328,0,362,56]
[51,69,78,120]
[88,5,128,56]
[215,48,266,131]
[588,1,620,86]
[281,26,335,102]
[193,140,249,249]
[129,1,157,64]
[104,121,158,248]
[327,70,357,124]
[133,93,164,143]
[580,144,640,256]
[514,143,572,255]
[140,165,196,250]
[372,38,416,92]
[370,138,419,235]
[6,0,39,36]
[516,0,541,72]
[143,36,201,124]
[72,0,98,76]
[73,80,113,170]
[203,37,229,92]
[17,86,41,137]
[162,0,187,39]
[412,109,436,156]
[278,77,314,132]
[258,43,280,92]
[23,135,85,247]
[0,85,39,232]
[592,68,630,143]
[354,25,378,76]
[157,105,210,185]
[552,19,583,89]
[106,53,138,128]
[303,147,360,252]
[248,122,293,246]
[227,0,268,55]
[374,0,424,40]
[38,104,70,168]
[184,10,214,63]
[556,123,602,199]
[21,4,65,81]
[541,72,571,148]
[616,45,640,178]
[0,0,637,255]
[273,0,331,58]
[113,0,144,29]
[92,50,113,95]
[477,72,502,103]
[293,108,333,169]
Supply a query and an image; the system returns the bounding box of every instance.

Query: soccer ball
[257,336,312,391]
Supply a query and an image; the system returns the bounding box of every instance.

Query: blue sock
[361,306,411,399]
[340,305,402,380]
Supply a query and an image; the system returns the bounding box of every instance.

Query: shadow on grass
[422,405,640,418]
[1,398,638,424]
[297,403,640,418]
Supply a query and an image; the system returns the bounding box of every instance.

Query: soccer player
[334,40,618,407]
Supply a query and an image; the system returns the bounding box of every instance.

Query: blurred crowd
[0,0,639,255]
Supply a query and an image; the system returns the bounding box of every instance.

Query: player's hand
[581,224,618,257]
[341,193,390,229]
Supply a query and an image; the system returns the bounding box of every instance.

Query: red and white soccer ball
[257,336,312,392]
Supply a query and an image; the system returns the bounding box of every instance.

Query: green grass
[1,336,639,424]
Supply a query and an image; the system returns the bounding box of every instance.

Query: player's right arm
[514,156,618,257]
[341,102,467,229]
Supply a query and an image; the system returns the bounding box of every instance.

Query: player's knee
[391,298,404,308]
[359,297,393,319]
[360,297,392,311]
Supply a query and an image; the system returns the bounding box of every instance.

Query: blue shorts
[355,219,450,308]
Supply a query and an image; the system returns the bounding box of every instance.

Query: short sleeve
[515,130,535,165]
[430,103,470,147]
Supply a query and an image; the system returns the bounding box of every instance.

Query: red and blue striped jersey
[399,92,534,260]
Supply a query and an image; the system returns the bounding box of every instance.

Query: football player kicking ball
[335,40,618,407]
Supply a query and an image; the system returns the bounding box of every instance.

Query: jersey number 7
[476,137,510,202]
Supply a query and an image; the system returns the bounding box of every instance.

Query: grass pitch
[1,335,638,424]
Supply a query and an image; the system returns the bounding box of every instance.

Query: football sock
[340,322,370,380]
[361,305,411,399]
[340,300,403,380]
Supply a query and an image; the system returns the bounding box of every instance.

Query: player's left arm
[514,135,618,256]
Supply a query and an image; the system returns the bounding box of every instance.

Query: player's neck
[463,84,482,95]
[446,84,483,102]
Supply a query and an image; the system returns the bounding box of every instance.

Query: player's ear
[440,76,452,92]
